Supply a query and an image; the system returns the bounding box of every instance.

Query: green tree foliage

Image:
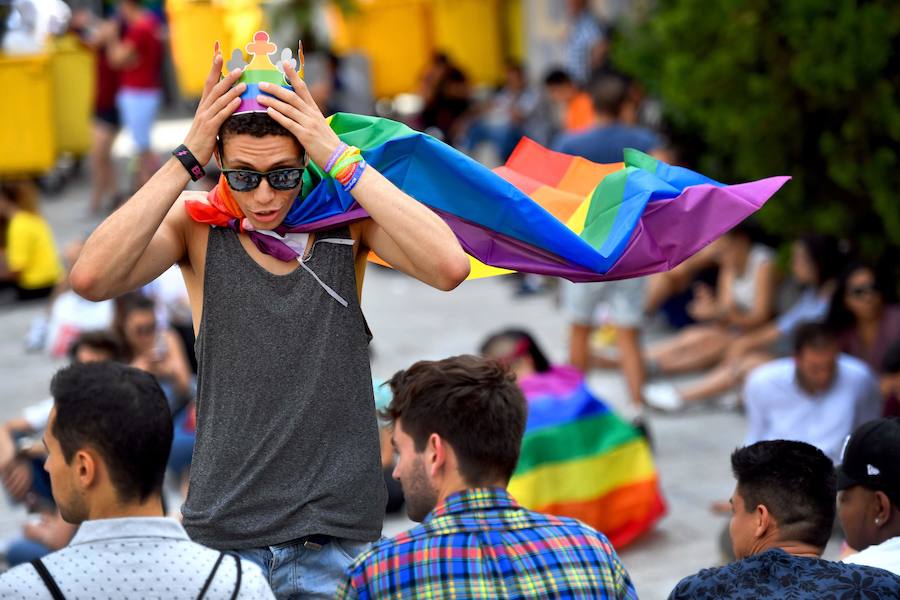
[613,0,900,259]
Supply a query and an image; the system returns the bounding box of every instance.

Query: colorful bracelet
[341,159,367,193]
[331,152,362,178]
[324,143,348,173]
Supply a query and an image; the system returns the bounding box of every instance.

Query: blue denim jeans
[235,537,372,599]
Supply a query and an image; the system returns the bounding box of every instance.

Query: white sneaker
[644,382,685,412]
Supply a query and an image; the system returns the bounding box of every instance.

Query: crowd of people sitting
[2,2,900,598]
[1,349,899,597]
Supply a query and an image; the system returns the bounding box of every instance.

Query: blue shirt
[554,124,661,164]
[337,487,637,599]
[776,287,830,335]
[669,548,900,599]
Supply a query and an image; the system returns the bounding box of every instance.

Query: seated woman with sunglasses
[69,41,470,598]
[826,264,900,388]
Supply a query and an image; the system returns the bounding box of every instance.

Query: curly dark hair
[218,112,306,159]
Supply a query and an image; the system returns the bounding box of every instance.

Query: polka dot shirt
[0,517,274,599]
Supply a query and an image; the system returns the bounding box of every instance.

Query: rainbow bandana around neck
[185,33,789,282]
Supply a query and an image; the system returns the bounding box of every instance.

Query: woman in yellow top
[0,182,63,301]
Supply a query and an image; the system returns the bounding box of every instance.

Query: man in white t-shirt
[743,322,881,464]
[838,417,900,576]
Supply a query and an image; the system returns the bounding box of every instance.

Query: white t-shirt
[731,244,775,312]
[743,354,882,463]
[22,397,54,431]
[843,536,900,576]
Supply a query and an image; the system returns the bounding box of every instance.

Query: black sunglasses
[222,167,304,192]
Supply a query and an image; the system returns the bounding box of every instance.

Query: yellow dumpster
[221,0,265,60]
[432,0,504,87]
[330,0,508,97]
[0,53,56,176]
[331,0,433,98]
[167,0,229,97]
[167,0,265,98]
[49,34,95,157]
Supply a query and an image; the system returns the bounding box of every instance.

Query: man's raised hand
[182,45,246,165]
[256,60,342,169]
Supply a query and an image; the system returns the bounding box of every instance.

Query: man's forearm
[71,158,189,299]
[353,167,469,288]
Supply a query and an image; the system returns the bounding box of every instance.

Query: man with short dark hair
[544,68,596,133]
[553,73,662,164]
[553,73,664,410]
[744,322,881,463]
[0,362,274,598]
[669,440,900,599]
[838,417,900,575]
[337,355,637,599]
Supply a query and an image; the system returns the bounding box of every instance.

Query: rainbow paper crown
[226,31,305,115]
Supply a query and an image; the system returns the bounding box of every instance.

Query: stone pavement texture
[0,118,837,598]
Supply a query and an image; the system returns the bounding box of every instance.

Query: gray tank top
[182,226,385,550]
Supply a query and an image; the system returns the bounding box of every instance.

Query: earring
[875,518,881,525]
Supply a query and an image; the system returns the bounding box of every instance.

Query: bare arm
[70,162,189,300]
[258,66,470,291]
[726,322,781,363]
[354,170,470,290]
[106,37,137,69]
[71,54,246,301]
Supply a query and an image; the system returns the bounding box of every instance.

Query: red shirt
[121,14,162,89]
[95,50,120,110]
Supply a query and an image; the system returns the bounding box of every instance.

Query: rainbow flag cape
[186,113,788,280]
[508,366,665,548]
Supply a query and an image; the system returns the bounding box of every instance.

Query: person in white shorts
[564,277,648,409]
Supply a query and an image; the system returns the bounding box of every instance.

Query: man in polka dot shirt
[0,362,274,599]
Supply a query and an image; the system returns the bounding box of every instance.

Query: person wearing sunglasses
[826,263,900,384]
[69,43,470,597]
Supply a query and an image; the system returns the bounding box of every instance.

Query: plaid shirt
[336,487,637,599]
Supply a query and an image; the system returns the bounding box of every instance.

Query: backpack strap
[30,559,66,600]
[196,552,226,600]
[228,553,242,600]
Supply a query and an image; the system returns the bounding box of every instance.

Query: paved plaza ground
[0,118,839,598]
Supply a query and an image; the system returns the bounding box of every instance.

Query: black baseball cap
[836,418,900,502]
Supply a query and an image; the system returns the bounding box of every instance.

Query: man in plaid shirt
[336,355,637,599]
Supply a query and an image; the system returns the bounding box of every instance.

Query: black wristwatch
[172,144,206,181]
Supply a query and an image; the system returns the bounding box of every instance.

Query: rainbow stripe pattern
[508,366,665,548]
[232,31,296,115]
[186,113,789,281]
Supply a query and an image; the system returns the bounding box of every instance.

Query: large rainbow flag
[186,113,788,280]
[508,366,665,548]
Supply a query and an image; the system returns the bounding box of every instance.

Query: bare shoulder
[169,192,211,271]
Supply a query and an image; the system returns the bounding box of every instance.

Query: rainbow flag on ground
[508,366,665,548]
[187,113,788,280]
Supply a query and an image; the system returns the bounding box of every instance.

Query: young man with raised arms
[71,45,470,598]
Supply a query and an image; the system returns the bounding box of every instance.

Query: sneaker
[24,316,47,353]
[644,382,685,412]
